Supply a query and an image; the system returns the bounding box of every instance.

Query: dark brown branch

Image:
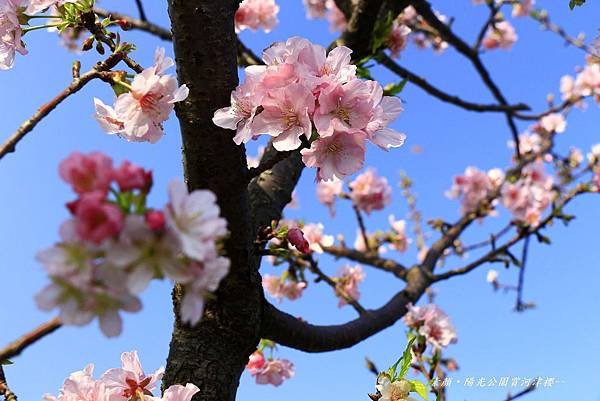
[378,53,530,113]
[322,244,408,280]
[237,39,263,67]
[409,0,522,157]
[514,236,531,311]
[338,0,386,60]
[94,7,172,41]
[352,204,372,252]
[133,0,148,22]
[260,266,429,352]
[505,384,536,401]
[0,366,17,401]
[0,318,62,362]
[0,52,127,160]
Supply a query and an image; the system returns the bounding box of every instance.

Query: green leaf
[1,359,13,365]
[397,334,417,379]
[383,79,408,96]
[410,380,428,401]
[371,11,395,54]
[569,0,586,9]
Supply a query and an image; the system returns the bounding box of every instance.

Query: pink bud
[288,228,310,254]
[73,193,124,244]
[114,160,153,192]
[246,350,266,374]
[145,210,166,232]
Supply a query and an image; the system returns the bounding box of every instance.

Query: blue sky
[1,1,599,401]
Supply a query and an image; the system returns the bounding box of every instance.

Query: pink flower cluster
[560,62,600,104]
[335,264,365,307]
[501,162,554,226]
[386,6,449,58]
[95,48,189,143]
[403,303,458,349]
[36,152,229,336]
[482,20,518,50]
[446,167,504,214]
[44,351,199,401]
[303,0,346,32]
[263,274,307,302]
[246,350,294,387]
[235,0,279,33]
[213,36,406,181]
[349,169,392,214]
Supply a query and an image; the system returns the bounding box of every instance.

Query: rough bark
[162,2,262,401]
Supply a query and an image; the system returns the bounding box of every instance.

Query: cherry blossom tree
[0,1,599,401]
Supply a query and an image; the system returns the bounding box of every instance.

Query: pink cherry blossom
[59,151,114,196]
[482,20,517,50]
[101,351,164,401]
[251,357,295,386]
[515,132,544,154]
[263,274,307,302]
[316,178,343,215]
[302,222,334,253]
[388,22,412,58]
[164,180,228,261]
[251,83,315,151]
[512,0,534,17]
[301,128,366,181]
[325,0,346,32]
[73,193,124,244]
[403,303,458,348]
[0,0,27,70]
[158,384,200,401]
[95,48,188,143]
[349,169,392,214]
[212,72,264,146]
[314,79,376,136]
[446,167,503,214]
[366,96,406,151]
[501,162,554,226]
[114,160,152,192]
[179,256,230,326]
[335,265,365,307]
[235,0,279,33]
[539,113,567,133]
[43,364,110,401]
[26,0,71,14]
[303,0,327,18]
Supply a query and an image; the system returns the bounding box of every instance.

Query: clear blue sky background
[1,1,599,401]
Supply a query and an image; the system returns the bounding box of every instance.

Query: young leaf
[397,334,417,379]
[410,380,428,401]
[383,79,408,96]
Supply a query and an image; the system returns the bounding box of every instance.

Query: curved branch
[0,317,62,362]
[260,266,429,352]
[0,53,127,160]
[94,7,172,40]
[378,53,529,113]
[322,245,408,280]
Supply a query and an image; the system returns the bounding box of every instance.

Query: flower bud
[287,228,310,254]
[145,210,166,232]
[116,19,132,30]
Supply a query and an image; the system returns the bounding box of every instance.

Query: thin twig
[505,384,536,401]
[133,0,147,22]
[94,8,172,41]
[514,236,531,311]
[532,12,598,57]
[0,53,127,160]
[352,204,372,253]
[0,317,62,362]
[322,244,408,279]
[378,54,530,113]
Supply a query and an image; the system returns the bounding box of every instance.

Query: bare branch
[0,53,128,160]
[322,244,408,279]
[505,384,536,401]
[133,0,147,22]
[0,318,62,362]
[378,53,530,113]
[94,8,172,41]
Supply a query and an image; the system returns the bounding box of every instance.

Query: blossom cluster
[36,152,229,336]
[481,20,518,50]
[235,0,279,33]
[335,264,365,307]
[44,351,199,401]
[446,167,504,214]
[302,0,346,32]
[262,274,307,302]
[560,61,600,104]
[213,36,406,181]
[246,346,294,387]
[95,48,189,144]
[403,303,458,349]
[386,6,449,59]
[349,169,393,214]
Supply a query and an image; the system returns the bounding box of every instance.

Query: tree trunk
[162,1,262,400]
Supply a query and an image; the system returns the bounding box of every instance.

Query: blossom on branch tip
[101,351,164,401]
[482,20,517,50]
[403,303,458,349]
[349,169,392,214]
[235,0,279,33]
[263,274,307,302]
[246,350,294,387]
[335,264,365,307]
